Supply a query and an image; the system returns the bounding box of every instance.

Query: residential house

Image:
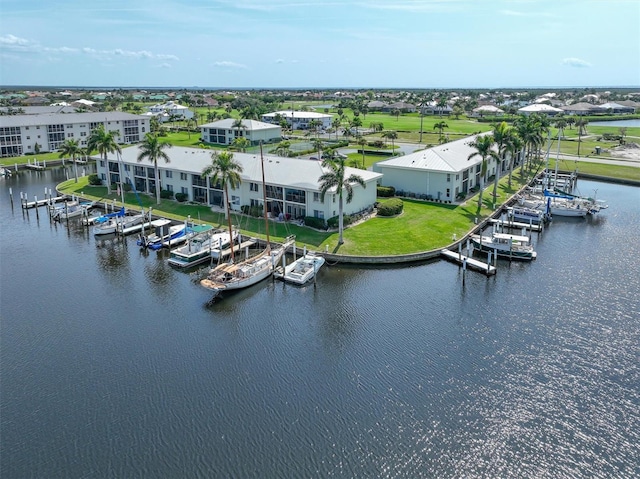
[200,118,281,146]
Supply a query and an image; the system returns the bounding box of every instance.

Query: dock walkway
[440,249,496,276]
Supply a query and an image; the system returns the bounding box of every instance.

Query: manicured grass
[549,158,640,182]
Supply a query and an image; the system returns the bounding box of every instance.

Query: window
[446,188,450,197]
[456,174,459,181]
[314,210,324,219]
[124,164,130,171]
[67,133,74,137]
[250,182,258,192]
[26,136,30,139]
[166,184,173,192]
[231,195,240,206]
[181,187,188,195]
[313,192,321,202]
[99,160,105,167]
[166,170,173,178]
[447,174,451,182]
[180,172,188,180]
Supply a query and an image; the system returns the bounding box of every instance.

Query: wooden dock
[489,218,542,232]
[441,249,496,276]
[21,195,69,209]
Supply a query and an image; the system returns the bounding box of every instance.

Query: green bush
[175,192,188,202]
[88,174,102,186]
[160,189,174,199]
[376,198,403,216]
[123,183,132,192]
[327,214,354,228]
[377,185,396,197]
[304,216,326,229]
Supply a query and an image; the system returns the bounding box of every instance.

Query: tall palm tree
[575,117,589,157]
[467,134,499,209]
[504,129,523,189]
[491,121,510,204]
[232,118,248,145]
[202,151,243,262]
[312,139,324,159]
[332,116,342,140]
[87,125,121,194]
[58,138,83,183]
[231,137,250,153]
[318,157,366,244]
[433,121,449,143]
[357,136,368,168]
[382,130,398,152]
[350,116,363,137]
[137,133,172,205]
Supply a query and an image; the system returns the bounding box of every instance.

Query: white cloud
[359,0,465,12]
[214,60,248,69]
[0,34,31,46]
[499,9,553,17]
[562,57,592,68]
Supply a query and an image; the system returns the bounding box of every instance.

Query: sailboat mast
[260,142,271,253]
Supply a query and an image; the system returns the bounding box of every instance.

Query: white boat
[0,167,12,177]
[471,232,537,261]
[506,206,547,224]
[51,200,94,221]
[274,252,325,285]
[168,229,238,268]
[200,237,295,293]
[94,212,146,236]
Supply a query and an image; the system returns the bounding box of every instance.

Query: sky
[1,0,639,89]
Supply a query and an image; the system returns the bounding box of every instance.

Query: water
[589,119,640,127]
[1,168,639,478]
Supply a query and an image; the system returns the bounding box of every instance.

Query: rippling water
[1,168,639,478]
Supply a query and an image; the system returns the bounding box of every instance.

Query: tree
[332,117,342,140]
[231,137,251,153]
[232,118,249,145]
[309,119,322,138]
[357,136,368,169]
[619,127,627,144]
[566,116,576,130]
[137,133,172,205]
[467,134,499,209]
[382,130,398,151]
[436,97,448,117]
[433,121,449,143]
[58,138,83,183]
[202,151,243,262]
[451,105,464,120]
[392,109,401,121]
[504,129,524,189]
[575,118,589,157]
[87,125,121,194]
[369,121,384,134]
[491,121,510,206]
[554,117,567,138]
[350,116,363,137]
[318,157,366,244]
[275,140,292,157]
[312,139,324,159]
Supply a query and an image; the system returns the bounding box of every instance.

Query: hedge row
[376,185,396,197]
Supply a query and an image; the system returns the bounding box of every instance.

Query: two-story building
[146,101,194,122]
[0,112,150,157]
[374,133,504,202]
[261,111,332,130]
[200,119,281,146]
[94,146,381,222]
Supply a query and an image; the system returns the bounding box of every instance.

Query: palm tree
[491,121,510,204]
[504,130,524,189]
[382,130,398,152]
[87,125,121,194]
[575,117,589,156]
[309,119,322,139]
[332,117,342,140]
[312,139,324,159]
[451,105,464,120]
[232,118,248,145]
[137,133,172,205]
[350,116,363,137]
[467,134,499,209]
[231,137,250,153]
[318,157,366,244]
[202,151,243,262]
[58,138,83,183]
[357,136,368,168]
[566,116,576,130]
[433,121,449,143]
[392,109,401,121]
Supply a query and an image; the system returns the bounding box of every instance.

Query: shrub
[368,140,385,148]
[123,183,132,192]
[376,198,403,216]
[242,205,263,217]
[304,216,326,229]
[327,214,354,228]
[160,189,174,199]
[88,174,102,186]
[175,192,188,202]
[377,185,396,197]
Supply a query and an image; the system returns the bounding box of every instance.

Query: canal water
[1,168,639,478]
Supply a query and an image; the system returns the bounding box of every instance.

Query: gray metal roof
[0,111,149,128]
[115,146,381,192]
[376,133,495,173]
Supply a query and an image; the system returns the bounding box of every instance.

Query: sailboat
[200,144,295,294]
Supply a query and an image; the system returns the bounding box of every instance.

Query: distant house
[471,105,504,117]
[261,111,332,130]
[616,100,640,112]
[147,101,194,122]
[559,102,599,116]
[387,102,416,113]
[518,104,563,116]
[420,101,452,116]
[22,97,49,106]
[200,118,281,146]
[596,102,635,114]
[374,133,504,202]
[367,100,388,111]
